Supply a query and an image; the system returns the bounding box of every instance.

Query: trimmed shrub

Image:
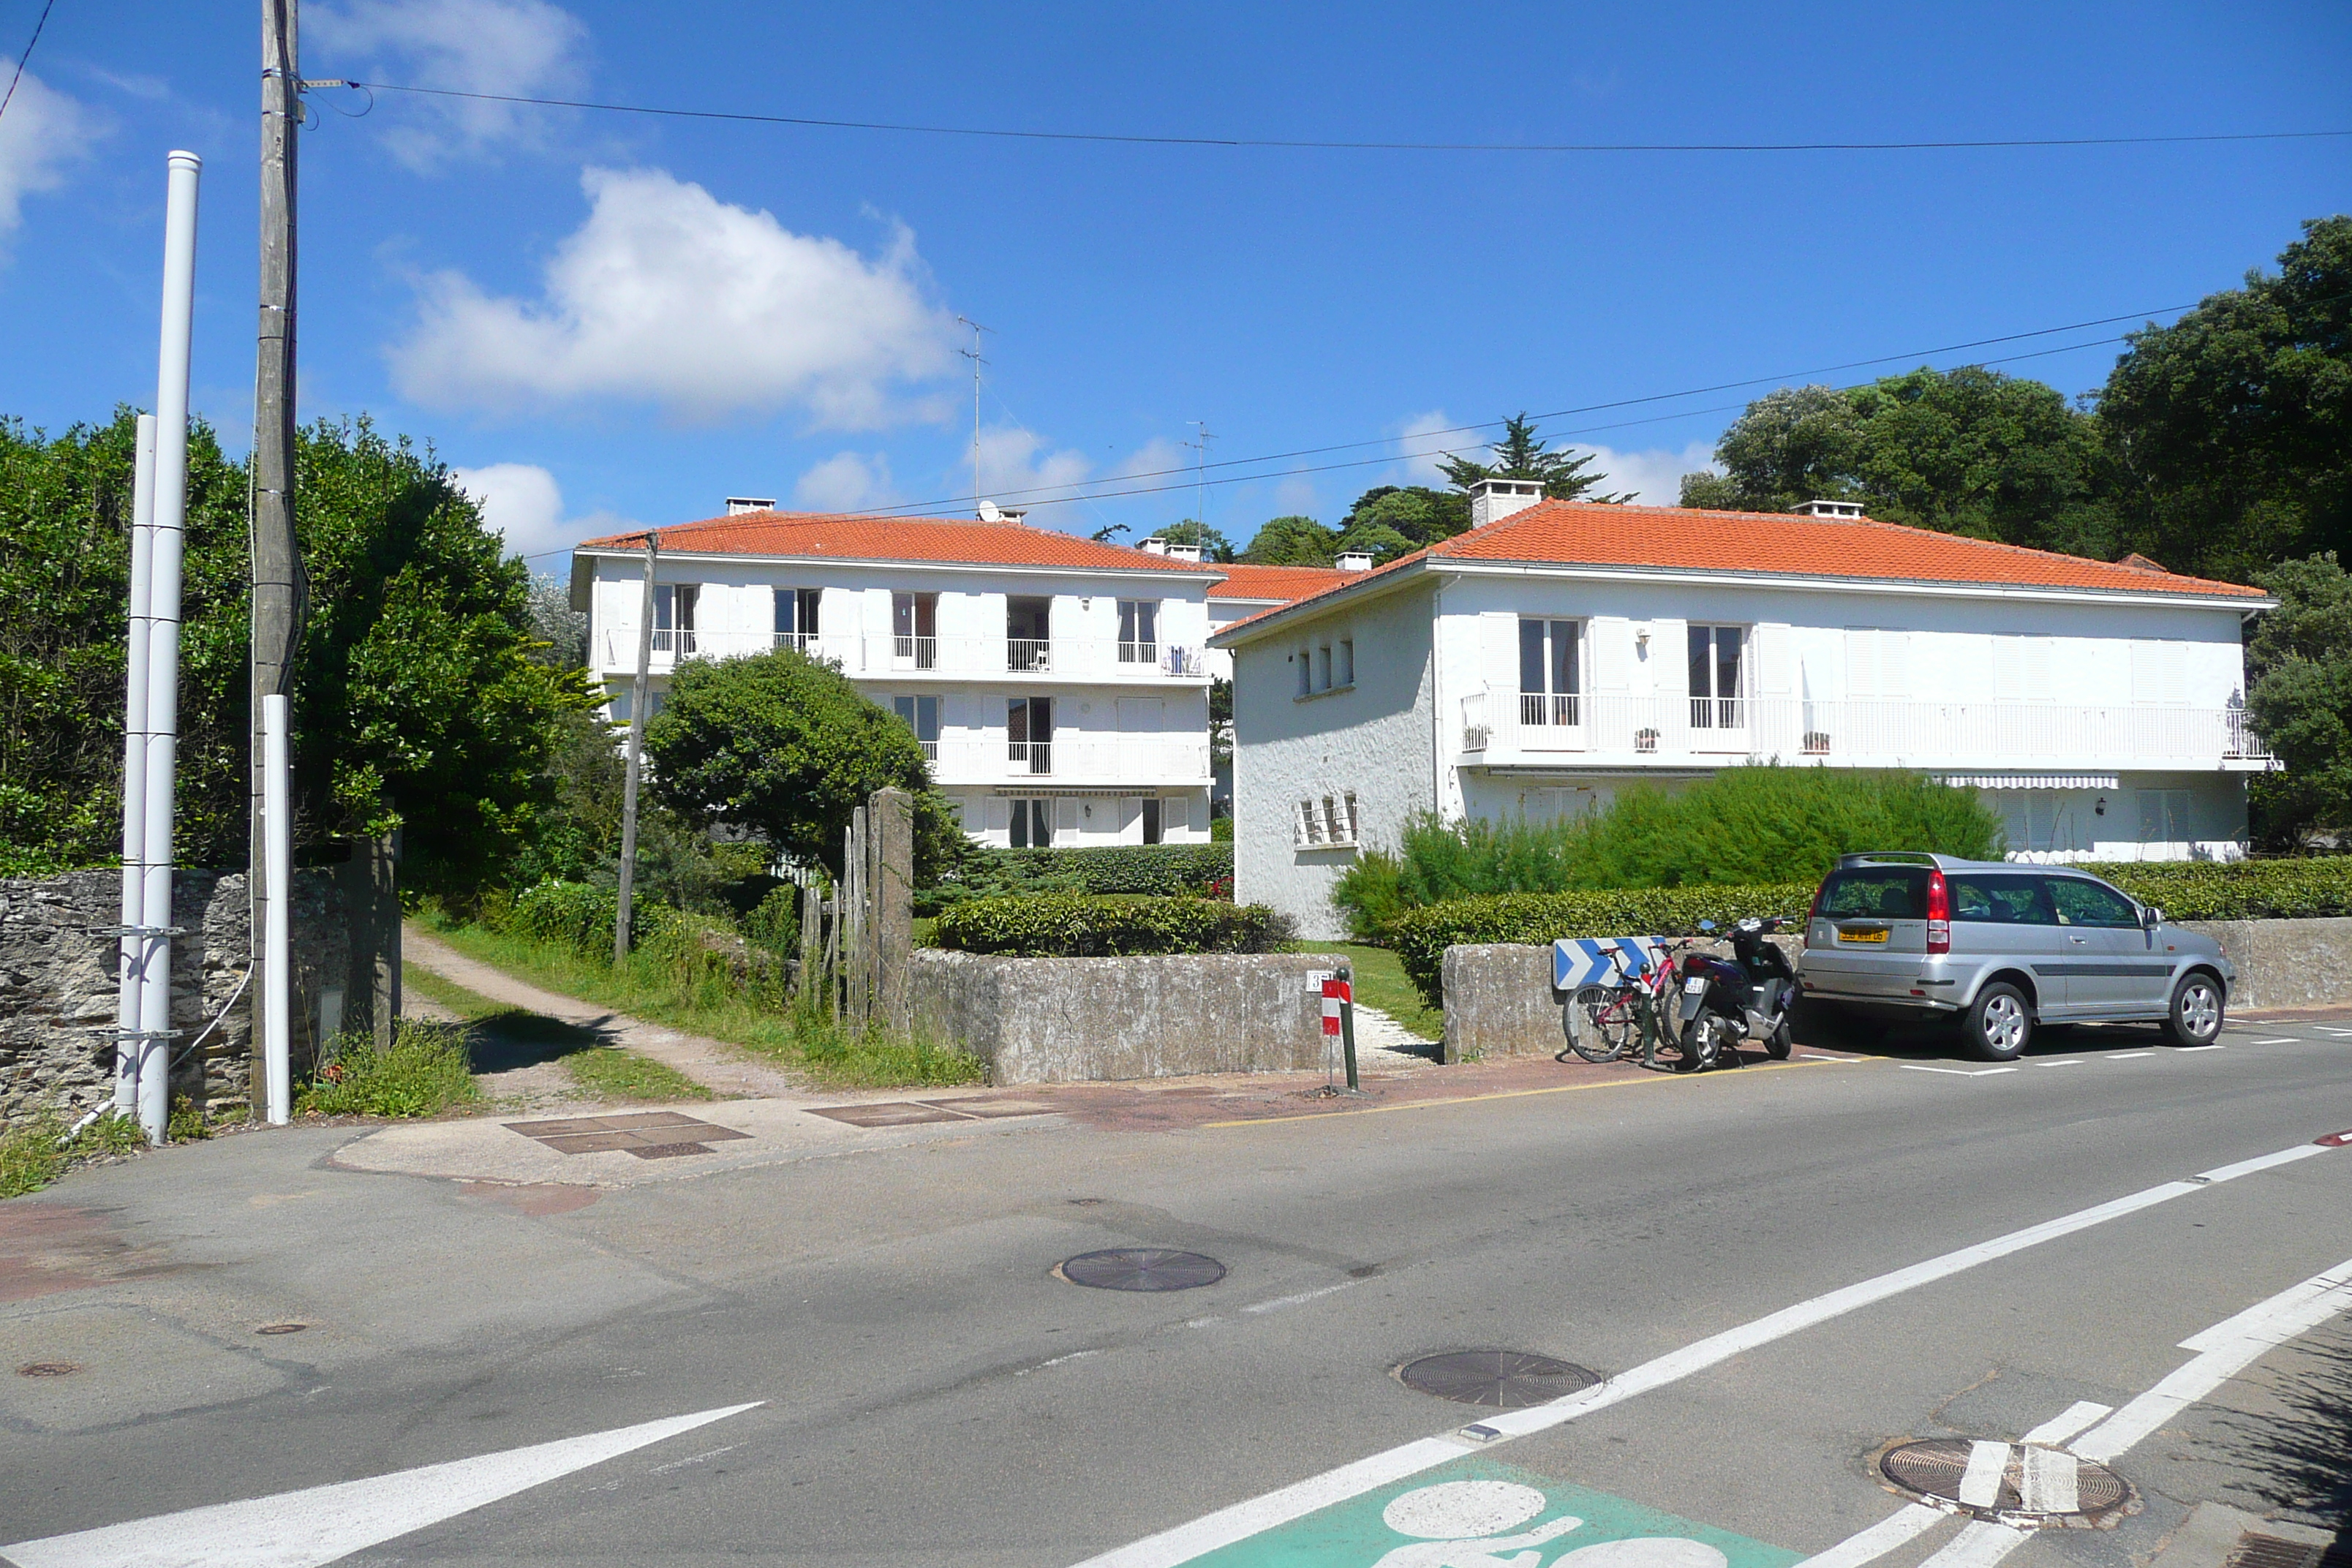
[918,843,1234,914]
[2092,856,2352,921]
[933,893,1292,957]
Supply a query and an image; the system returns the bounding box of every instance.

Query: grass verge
[406,958,713,1103]
[1,1111,146,1200]
[298,1020,481,1119]
[563,1049,713,1101]
[412,916,987,1090]
[1326,943,1445,1041]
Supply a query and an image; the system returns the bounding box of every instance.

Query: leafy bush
[1390,882,1817,1009]
[2092,856,2352,921]
[503,879,677,956]
[741,883,802,956]
[933,893,1293,957]
[1332,767,2003,938]
[298,1021,480,1118]
[918,843,1234,913]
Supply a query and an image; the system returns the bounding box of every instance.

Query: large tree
[2100,215,2352,583]
[1156,518,1237,562]
[1441,412,1631,504]
[1240,514,1339,565]
[1338,485,1469,546]
[2244,552,2352,848]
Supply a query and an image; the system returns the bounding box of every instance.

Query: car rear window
[1816,867,1928,919]
[1947,875,2055,925]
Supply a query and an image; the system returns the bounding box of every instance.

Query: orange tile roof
[578,509,1213,573]
[1207,562,1354,601]
[1215,500,2264,638]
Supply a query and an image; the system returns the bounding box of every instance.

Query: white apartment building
[1212,482,2276,939]
[570,504,1221,848]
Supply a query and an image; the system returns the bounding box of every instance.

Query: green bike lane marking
[1181,1455,1803,1568]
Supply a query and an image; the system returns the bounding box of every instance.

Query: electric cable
[0,0,59,124]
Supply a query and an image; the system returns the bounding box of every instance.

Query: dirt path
[402,925,814,1101]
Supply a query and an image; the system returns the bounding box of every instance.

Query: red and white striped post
[1322,967,1359,1092]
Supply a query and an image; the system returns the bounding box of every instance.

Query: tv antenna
[1184,420,1215,530]
[957,316,992,511]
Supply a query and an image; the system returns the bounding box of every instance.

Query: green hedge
[920,843,1233,914]
[2090,856,2352,921]
[932,893,1289,957]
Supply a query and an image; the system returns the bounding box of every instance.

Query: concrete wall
[910,949,1346,1083]
[1,869,349,1123]
[1231,580,1437,940]
[1438,918,2352,1060]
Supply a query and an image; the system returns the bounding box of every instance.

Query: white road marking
[2019,1400,2111,1447]
[2104,1052,2154,1060]
[1900,1066,2019,1077]
[0,1403,761,1568]
[2017,1445,2078,1514]
[1019,1350,1106,1375]
[1956,1441,2008,1507]
[1919,1520,2032,1568]
[1790,1503,1946,1568]
[1799,1052,1847,1061]
[2250,1038,2300,1045]
[2195,1144,2331,1183]
[1069,1137,2341,1568]
[2316,1027,2352,1037]
[1242,1282,1354,1314]
[2175,1044,2225,1052]
[2073,1254,2352,1463]
[2029,1060,2081,1068]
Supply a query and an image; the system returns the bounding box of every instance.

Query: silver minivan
[1796,853,2234,1060]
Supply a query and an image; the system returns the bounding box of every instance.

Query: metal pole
[613,535,657,965]
[262,693,291,1125]
[137,151,201,1147]
[113,414,157,1115]
[1337,963,1360,1092]
[252,0,306,1049]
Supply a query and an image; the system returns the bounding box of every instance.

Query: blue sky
[1,1,2345,572]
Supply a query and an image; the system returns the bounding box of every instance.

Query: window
[774,587,821,650]
[1008,696,1052,774]
[893,592,937,669]
[1294,793,1357,847]
[1296,648,1311,697]
[1118,600,1158,663]
[1009,799,1053,848]
[1338,639,1354,687]
[1945,875,2056,925]
[1814,867,1927,919]
[1518,618,1581,725]
[1688,625,1746,729]
[1141,797,1163,844]
[2138,789,2193,843]
[655,583,698,655]
[892,695,940,761]
[2130,641,2188,706]
[1992,636,2052,702]
[1844,627,1910,700]
[1007,596,1052,671]
[2046,876,2138,928]
[1316,644,1333,691]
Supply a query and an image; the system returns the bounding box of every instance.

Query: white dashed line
[1793,1504,1946,1568]
[2251,1038,2301,1045]
[2021,1399,2113,1447]
[1918,1520,2033,1568]
[2175,1044,2225,1052]
[2105,1052,2155,1061]
[2031,1060,2082,1068]
[1901,1065,2019,1077]
[1241,1282,1354,1315]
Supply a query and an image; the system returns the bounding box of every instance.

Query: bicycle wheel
[1567,984,1640,1063]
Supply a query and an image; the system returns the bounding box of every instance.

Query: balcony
[1007,739,1052,774]
[928,735,1210,786]
[1460,688,2272,772]
[1007,638,1053,673]
[598,627,1210,681]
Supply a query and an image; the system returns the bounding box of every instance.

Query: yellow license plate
[1839,928,1890,943]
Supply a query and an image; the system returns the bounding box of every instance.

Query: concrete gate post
[870,787,914,1033]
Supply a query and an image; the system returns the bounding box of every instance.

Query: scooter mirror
[1697,919,1716,933]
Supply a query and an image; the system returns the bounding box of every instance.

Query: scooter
[1673,916,1799,1071]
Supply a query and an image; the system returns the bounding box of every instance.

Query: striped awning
[1937,774,2119,791]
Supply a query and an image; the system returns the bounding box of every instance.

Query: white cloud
[392,167,957,426]
[309,0,588,170]
[452,460,585,558]
[1109,436,1188,483]
[970,423,1090,510]
[1272,475,1319,516]
[1392,410,1468,485]
[0,72,100,243]
[795,451,897,511]
[1578,440,1716,505]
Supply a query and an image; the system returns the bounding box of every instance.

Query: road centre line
[2250,1038,2301,1045]
[1069,1134,2344,1567]
[1900,1066,2017,1077]
[2105,1052,2154,1060]
[1242,1282,1354,1314]
[1202,1055,1861,1128]
[2019,1399,2112,1446]
[2175,1044,2225,1052]
[2031,1060,2081,1068]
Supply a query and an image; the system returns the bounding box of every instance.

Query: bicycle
[1561,935,1703,1069]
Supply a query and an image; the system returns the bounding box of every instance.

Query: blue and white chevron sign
[1554,935,1671,991]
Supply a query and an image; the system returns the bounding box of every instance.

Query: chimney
[725,496,776,515]
[1791,498,1866,520]
[1165,543,1204,562]
[1336,550,1374,572]
[977,500,1028,524]
[1469,476,1545,528]
[1139,536,1169,554]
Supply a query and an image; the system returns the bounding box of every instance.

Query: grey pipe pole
[113,415,157,1115]
[137,151,202,1146]
[613,535,657,965]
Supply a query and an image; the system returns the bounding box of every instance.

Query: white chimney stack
[1336,549,1374,572]
[725,496,775,515]
[1469,476,1545,528]
[1165,542,1203,562]
[1139,535,1169,554]
[1792,498,1866,520]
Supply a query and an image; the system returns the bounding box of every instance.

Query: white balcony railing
[1007,739,1052,774]
[597,628,1210,681]
[927,735,1210,785]
[1459,689,2271,770]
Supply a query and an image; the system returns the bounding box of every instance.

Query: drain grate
[1880,1439,2133,1526]
[505,1111,753,1158]
[16,1361,78,1377]
[254,1322,307,1335]
[1397,1351,1600,1409]
[2225,1536,2328,1568]
[1055,1248,1226,1292]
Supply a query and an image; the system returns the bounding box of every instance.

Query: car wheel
[1966,983,2032,1061]
[2165,973,2225,1046]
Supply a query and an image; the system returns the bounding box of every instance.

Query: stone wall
[910,949,1346,1083]
[0,869,349,1122]
[1439,919,2352,1060]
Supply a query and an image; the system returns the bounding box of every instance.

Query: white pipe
[135,150,200,1147]
[113,413,157,1115]
[262,693,291,1125]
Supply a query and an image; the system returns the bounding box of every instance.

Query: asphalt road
[3,1014,2349,1567]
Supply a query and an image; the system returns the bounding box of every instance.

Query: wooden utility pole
[252,0,306,1014]
[613,535,658,965]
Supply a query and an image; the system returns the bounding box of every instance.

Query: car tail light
[1926,868,1950,954]
[1808,878,1829,920]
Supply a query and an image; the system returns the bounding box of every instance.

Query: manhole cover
[1397,1351,1600,1409]
[16,1362,78,1377]
[255,1322,308,1335]
[1055,1248,1226,1292]
[1881,1439,2133,1526]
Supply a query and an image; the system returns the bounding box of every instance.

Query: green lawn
[1322,943,1444,1041]
[404,957,713,1102]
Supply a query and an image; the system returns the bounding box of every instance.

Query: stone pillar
[333,833,400,1047]
[871,787,914,1033]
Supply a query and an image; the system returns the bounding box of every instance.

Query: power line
[331,81,2350,157]
[0,0,59,124]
